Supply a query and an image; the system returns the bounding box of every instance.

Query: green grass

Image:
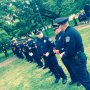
[0,27,90,90]
[0,50,13,63]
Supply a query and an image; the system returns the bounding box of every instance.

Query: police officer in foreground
[53,17,90,90]
[36,31,67,84]
[52,20,81,86]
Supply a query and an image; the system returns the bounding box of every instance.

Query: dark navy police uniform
[27,38,43,67]
[54,17,90,90]
[54,31,78,84]
[36,32,67,84]
[63,26,90,90]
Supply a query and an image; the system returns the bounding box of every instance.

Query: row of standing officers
[11,17,90,90]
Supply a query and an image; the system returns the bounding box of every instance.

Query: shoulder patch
[65,36,70,43]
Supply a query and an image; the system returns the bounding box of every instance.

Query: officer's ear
[58,25,62,31]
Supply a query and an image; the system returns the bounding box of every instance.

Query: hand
[53,49,56,53]
[44,52,49,57]
[53,49,60,54]
[60,52,65,58]
[53,47,56,50]
[55,50,60,54]
[29,52,33,56]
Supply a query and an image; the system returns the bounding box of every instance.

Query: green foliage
[0,29,11,44]
[43,28,54,37]
[0,0,90,38]
[0,29,11,52]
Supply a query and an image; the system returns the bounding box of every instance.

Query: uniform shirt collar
[56,31,64,39]
[65,26,70,32]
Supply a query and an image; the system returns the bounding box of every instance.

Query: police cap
[54,17,68,25]
[52,22,60,31]
[52,17,68,31]
[35,31,42,35]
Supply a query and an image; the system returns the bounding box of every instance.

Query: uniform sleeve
[63,34,76,58]
[56,36,64,53]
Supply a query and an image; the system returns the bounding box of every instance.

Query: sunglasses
[52,24,59,30]
[53,27,59,31]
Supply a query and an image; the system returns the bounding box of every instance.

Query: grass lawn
[0,50,13,63]
[0,27,90,90]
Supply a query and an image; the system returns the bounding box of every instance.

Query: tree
[0,29,11,52]
[0,0,89,38]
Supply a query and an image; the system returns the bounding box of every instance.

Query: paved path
[0,56,17,68]
[74,24,90,30]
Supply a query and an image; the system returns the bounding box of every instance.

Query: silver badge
[33,42,35,44]
[29,47,31,50]
[49,38,53,43]
[44,40,46,43]
[35,45,37,48]
[61,48,64,51]
[59,36,61,40]
[65,36,70,43]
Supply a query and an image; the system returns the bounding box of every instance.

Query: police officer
[26,36,43,67]
[23,41,33,62]
[18,41,24,59]
[15,42,24,59]
[36,31,67,84]
[11,41,16,55]
[2,45,9,58]
[84,4,90,17]
[13,41,17,56]
[53,17,90,90]
[52,20,80,86]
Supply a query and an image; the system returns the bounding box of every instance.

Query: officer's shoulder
[70,27,80,36]
[59,31,65,37]
[64,27,75,41]
[66,27,76,35]
[66,27,81,40]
